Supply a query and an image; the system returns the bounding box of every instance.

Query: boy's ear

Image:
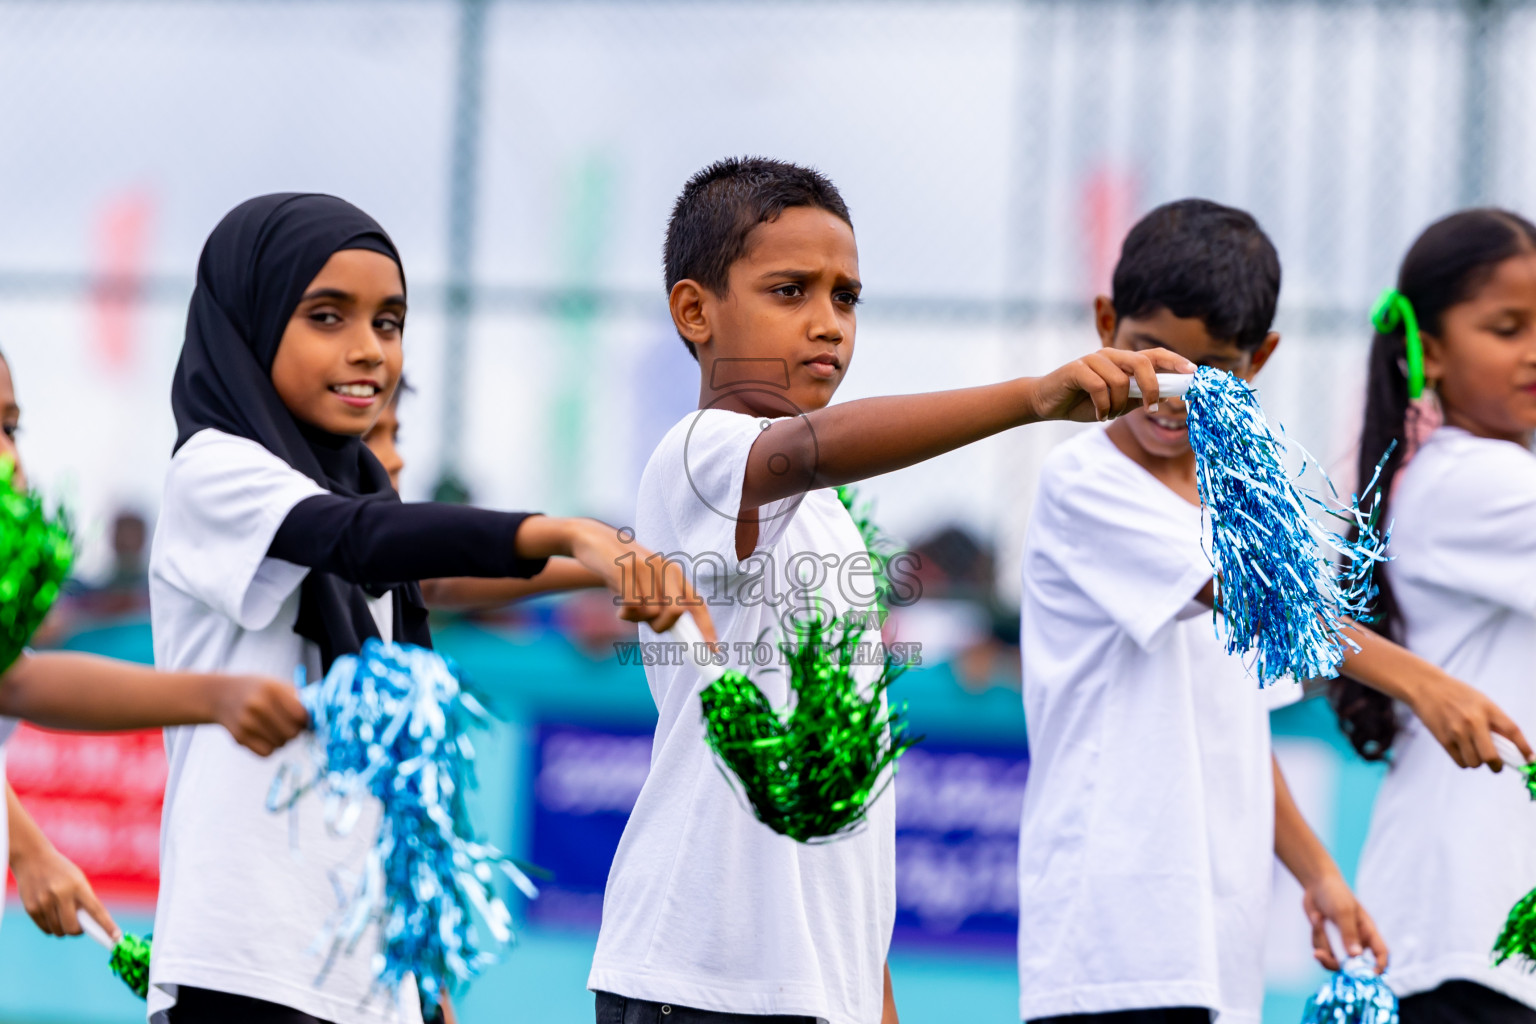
[1247,333,1284,376]
[1092,296,1118,347]
[1245,331,1281,377]
[669,279,713,351]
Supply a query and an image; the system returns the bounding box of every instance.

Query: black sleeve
[268,494,550,586]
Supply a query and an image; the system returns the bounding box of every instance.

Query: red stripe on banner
[1081,167,1139,299]
[92,190,154,373]
[5,724,163,902]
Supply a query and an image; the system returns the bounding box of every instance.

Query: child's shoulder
[1403,428,1536,507]
[164,429,320,507]
[1035,427,1136,503]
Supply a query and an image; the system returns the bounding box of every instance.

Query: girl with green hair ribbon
[1326,210,1536,1020]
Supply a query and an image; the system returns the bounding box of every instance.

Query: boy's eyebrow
[757,268,863,291]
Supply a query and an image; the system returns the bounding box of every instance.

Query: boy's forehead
[1119,307,1244,360]
[740,207,858,270]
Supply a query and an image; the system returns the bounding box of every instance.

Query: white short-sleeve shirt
[1356,427,1536,1007]
[588,409,896,1024]
[1017,427,1273,1024]
[147,428,417,1024]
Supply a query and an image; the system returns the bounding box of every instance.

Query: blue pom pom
[1185,368,1391,686]
[268,640,536,1009]
[1300,959,1399,1024]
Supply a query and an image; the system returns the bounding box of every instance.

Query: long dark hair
[1330,208,1536,759]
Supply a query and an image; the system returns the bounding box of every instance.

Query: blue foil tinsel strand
[266,640,536,1010]
[1300,958,1399,1024]
[1184,368,1391,686]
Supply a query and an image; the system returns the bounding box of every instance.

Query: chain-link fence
[0,0,1524,592]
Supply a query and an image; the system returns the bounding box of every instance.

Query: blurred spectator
[890,524,1020,692]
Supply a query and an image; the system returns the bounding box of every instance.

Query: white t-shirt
[1355,427,1536,1006]
[589,409,896,1024]
[147,428,417,1024]
[1017,427,1273,1024]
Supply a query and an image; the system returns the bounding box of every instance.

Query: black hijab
[171,192,431,669]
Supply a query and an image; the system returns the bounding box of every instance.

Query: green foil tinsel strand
[700,618,917,843]
[835,486,903,608]
[108,932,152,999]
[0,457,72,673]
[1494,886,1536,969]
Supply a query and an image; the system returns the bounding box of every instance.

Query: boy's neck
[1105,419,1200,507]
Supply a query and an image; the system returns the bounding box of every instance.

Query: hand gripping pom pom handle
[1127,374,1195,401]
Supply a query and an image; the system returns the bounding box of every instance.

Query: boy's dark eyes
[835,291,861,306]
[774,284,804,298]
[2,423,18,439]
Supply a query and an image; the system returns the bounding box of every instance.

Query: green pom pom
[1519,763,1536,802]
[1494,886,1536,969]
[835,486,903,608]
[0,457,72,672]
[109,932,152,999]
[701,618,918,843]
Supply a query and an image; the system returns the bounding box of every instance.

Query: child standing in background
[1016,199,1530,1024]
[147,193,710,1024]
[1337,209,1536,1023]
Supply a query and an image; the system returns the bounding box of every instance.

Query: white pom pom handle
[79,914,121,951]
[667,612,727,683]
[1128,373,1195,401]
[1495,734,1532,774]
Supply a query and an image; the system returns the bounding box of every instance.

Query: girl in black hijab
[148,194,708,1024]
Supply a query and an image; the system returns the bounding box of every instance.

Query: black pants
[169,987,334,1024]
[1030,1009,1211,1024]
[1400,981,1536,1024]
[596,991,817,1023]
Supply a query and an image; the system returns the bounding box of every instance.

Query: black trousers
[595,991,817,1024]
[1030,1009,1211,1024]
[1400,981,1536,1024]
[169,987,333,1024]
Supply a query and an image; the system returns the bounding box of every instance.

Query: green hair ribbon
[1371,288,1425,400]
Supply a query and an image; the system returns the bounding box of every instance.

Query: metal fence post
[1460,0,1501,207]
[436,0,488,503]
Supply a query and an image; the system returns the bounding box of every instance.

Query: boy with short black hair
[1015,198,1524,1024]
[586,157,1193,1024]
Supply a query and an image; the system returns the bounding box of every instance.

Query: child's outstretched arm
[271,501,717,642]
[7,782,115,938]
[1191,585,1530,771]
[1273,756,1388,972]
[740,348,1196,509]
[421,557,605,611]
[1336,621,1533,770]
[0,652,309,757]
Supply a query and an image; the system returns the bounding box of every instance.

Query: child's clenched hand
[1303,870,1389,972]
[1026,347,1197,423]
[561,519,718,643]
[213,676,311,756]
[11,832,116,940]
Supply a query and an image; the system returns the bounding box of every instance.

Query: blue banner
[528,722,1028,949]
